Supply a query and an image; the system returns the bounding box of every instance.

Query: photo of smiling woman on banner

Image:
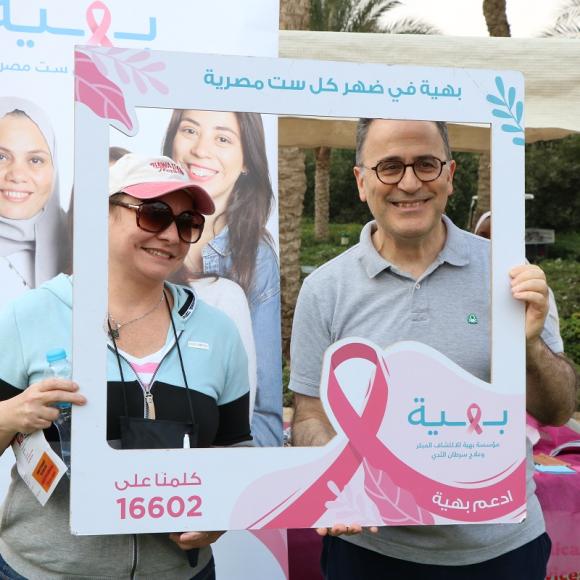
[0,97,69,303]
[163,109,282,448]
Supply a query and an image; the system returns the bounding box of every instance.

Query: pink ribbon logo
[467,403,483,434]
[254,342,525,527]
[86,1,113,47]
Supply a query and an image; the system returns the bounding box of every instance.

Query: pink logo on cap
[150,160,185,175]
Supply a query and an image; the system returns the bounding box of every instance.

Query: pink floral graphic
[75,50,133,132]
[323,468,382,524]
[362,458,434,525]
[88,48,168,95]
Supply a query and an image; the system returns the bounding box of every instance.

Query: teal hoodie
[0,274,250,579]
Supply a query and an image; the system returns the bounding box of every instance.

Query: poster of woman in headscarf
[0,97,70,300]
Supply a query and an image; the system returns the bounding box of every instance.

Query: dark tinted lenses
[137,201,204,244]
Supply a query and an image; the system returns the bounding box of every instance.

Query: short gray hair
[355,119,452,165]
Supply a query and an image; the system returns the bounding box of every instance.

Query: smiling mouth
[143,247,175,260]
[186,165,218,179]
[391,200,428,208]
[1,190,33,202]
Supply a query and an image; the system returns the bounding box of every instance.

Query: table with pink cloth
[286,422,580,580]
[533,423,580,580]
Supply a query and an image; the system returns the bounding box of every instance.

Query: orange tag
[32,452,59,492]
[12,430,66,505]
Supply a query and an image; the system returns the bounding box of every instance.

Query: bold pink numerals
[117,496,203,520]
[129,497,146,519]
[187,495,202,517]
[116,498,126,520]
[149,497,164,519]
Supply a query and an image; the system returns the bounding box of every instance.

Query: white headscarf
[0,97,69,286]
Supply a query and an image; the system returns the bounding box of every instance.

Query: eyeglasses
[364,156,447,185]
[110,199,205,244]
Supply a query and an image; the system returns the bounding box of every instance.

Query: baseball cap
[109,153,215,215]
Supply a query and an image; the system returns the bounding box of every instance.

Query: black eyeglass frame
[110,199,205,244]
[363,156,448,185]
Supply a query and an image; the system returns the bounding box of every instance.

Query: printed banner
[0,3,285,578]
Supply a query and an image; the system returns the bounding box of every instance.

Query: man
[289,119,578,579]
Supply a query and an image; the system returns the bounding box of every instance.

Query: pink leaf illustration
[140,61,165,73]
[90,53,108,77]
[147,75,169,95]
[75,50,133,132]
[323,471,382,524]
[131,68,147,94]
[114,59,130,84]
[363,459,434,525]
[126,50,150,63]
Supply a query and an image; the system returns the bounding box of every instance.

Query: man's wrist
[525,337,544,365]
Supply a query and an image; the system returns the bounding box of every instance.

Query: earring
[241,169,249,176]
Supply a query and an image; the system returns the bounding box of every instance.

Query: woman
[0,154,251,579]
[0,97,69,302]
[163,110,282,447]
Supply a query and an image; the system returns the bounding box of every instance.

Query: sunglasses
[110,199,205,244]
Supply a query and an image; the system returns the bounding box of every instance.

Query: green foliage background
[526,135,580,233]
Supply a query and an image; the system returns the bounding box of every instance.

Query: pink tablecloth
[533,424,580,579]
[286,423,580,579]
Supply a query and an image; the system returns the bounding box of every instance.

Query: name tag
[188,341,209,350]
[12,431,67,505]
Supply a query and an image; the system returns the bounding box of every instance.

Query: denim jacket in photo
[202,227,283,447]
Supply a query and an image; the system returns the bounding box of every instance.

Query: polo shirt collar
[360,215,470,279]
[439,214,471,267]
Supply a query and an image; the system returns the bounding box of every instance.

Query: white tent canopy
[278,32,580,152]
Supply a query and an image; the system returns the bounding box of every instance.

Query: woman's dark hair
[109,146,130,164]
[162,110,274,295]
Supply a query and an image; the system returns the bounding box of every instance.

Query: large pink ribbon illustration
[259,342,525,527]
[86,1,113,47]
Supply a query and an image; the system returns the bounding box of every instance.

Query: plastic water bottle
[44,348,72,477]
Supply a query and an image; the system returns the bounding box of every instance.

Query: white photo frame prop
[72,46,525,534]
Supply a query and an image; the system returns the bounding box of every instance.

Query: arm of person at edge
[510,264,578,425]
[0,378,86,454]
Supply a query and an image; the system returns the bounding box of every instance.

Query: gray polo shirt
[289,215,563,566]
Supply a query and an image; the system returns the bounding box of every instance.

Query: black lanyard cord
[165,289,196,427]
[108,319,129,417]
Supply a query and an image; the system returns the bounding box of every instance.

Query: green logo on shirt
[467,313,479,325]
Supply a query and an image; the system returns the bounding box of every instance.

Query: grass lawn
[300,219,363,268]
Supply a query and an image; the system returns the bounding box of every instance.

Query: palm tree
[474,0,511,225]
[542,0,580,37]
[310,0,439,241]
[311,0,437,34]
[482,0,511,36]
[279,0,311,355]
